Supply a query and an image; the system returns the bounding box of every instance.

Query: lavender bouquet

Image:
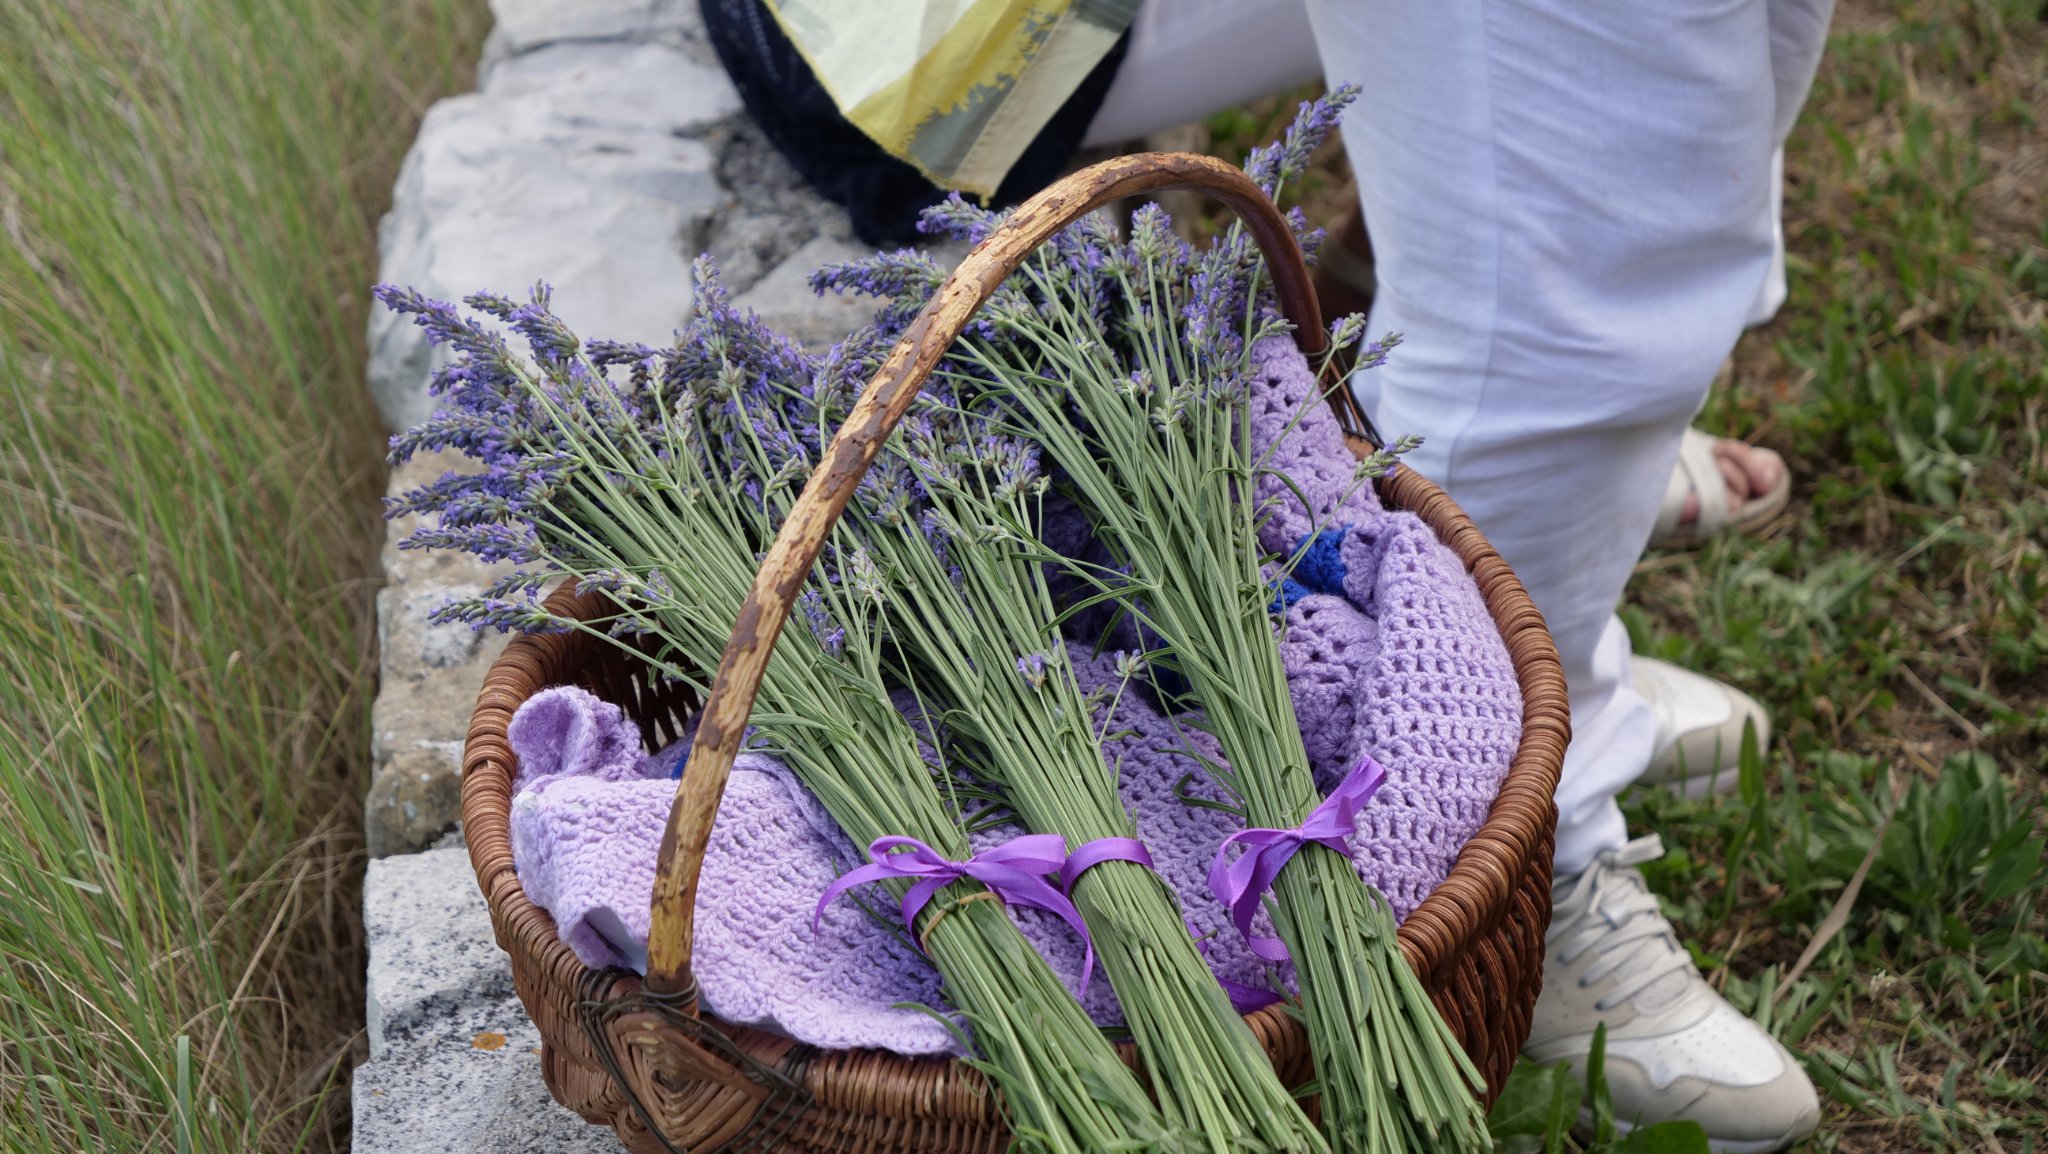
[816,90,1489,1153]
[810,377,1326,1153]
[383,86,1488,1154]
[380,279,1179,1154]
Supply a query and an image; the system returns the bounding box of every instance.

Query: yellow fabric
[763,0,1134,198]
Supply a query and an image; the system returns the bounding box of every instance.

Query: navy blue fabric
[699,0,1132,247]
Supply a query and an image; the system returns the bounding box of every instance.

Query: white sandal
[1649,427,1792,549]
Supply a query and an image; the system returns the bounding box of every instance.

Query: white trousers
[1089,0,1831,874]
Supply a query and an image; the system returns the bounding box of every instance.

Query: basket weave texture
[459,152,1569,1154]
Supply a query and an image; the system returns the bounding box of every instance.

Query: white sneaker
[1527,836,1821,1153]
[1632,657,1770,798]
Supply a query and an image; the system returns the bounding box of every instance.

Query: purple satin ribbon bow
[1206,755,1388,963]
[815,834,1101,991]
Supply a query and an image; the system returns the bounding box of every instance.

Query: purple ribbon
[1217,973,1284,1013]
[1058,836,1154,892]
[1192,929,1285,1013]
[1206,755,1388,963]
[815,834,1100,991]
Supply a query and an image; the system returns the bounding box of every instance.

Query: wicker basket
[460,152,1570,1154]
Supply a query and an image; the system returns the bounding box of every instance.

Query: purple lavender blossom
[1241,84,1359,195]
[399,522,542,565]
[798,588,848,658]
[1015,653,1049,691]
[431,594,572,634]
[575,569,637,596]
[377,268,838,636]
[378,90,1380,650]
[1354,332,1404,374]
[917,193,1007,246]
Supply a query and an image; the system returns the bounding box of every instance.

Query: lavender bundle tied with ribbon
[1211,756,1387,963]
[817,835,1099,990]
[812,374,1326,1150]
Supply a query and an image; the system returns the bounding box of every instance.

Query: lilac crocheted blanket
[507,337,1523,1056]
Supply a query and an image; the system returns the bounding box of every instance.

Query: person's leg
[1747,146,1792,327]
[1770,0,1837,161]
[1665,0,1836,563]
[1299,0,1818,1144]
[1749,0,1838,327]
[1081,0,1321,147]
[1302,0,1777,871]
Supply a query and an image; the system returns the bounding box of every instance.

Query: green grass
[0,1,485,1150]
[1208,2,2045,1150]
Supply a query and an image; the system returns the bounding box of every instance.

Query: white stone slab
[368,451,516,855]
[368,105,718,428]
[351,1000,623,1153]
[364,846,518,1058]
[358,836,623,1150]
[357,0,867,1145]
[482,39,737,134]
[482,0,704,64]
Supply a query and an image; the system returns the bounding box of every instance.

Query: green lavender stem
[949,252,1491,1153]
[503,359,1183,1154]
[860,450,1327,1154]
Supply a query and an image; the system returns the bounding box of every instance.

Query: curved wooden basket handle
[645,151,1345,995]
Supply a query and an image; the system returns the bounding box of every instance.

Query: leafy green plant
[1870,753,2044,950]
[1488,1028,1712,1154]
